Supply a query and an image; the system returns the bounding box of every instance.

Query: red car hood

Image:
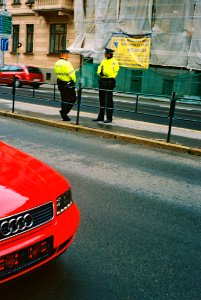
[0,142,69,218]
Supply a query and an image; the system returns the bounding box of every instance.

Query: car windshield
[0,65,23,72]
[27,67,42,74]
[0,66,10,72]
[9,66,23,72]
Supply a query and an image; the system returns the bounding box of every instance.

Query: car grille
[0,202,54,241]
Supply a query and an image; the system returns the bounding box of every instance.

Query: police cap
[60,49,70,54]
[105,48,115,54]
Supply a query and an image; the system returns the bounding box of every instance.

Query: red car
[0,64,45,88]
[0,141,80,284]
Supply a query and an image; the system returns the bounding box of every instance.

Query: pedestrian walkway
[0,98,201,156]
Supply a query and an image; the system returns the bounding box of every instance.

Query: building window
[12,0,21,4]
[50,24,67,54]
[26,24,34,53]
[12,25,20,52]
[131,70,142,93]
[163,79,174,95]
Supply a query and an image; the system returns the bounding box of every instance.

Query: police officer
[93,48,119,123]
[54,50,76,121]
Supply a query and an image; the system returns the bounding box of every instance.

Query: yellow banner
[110,36,151,69]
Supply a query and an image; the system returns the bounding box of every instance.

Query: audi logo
[0,213,33,237]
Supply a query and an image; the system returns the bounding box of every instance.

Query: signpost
[0,1,12,68]
[0,50,3,68]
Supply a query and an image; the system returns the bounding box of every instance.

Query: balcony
[33,0,74,16]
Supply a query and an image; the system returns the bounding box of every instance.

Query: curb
[0,110,201,157]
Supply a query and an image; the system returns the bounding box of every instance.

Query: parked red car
[0,64,45,88]
[0,141,80,284]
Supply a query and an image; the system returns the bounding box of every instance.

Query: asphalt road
[1,117,201,300]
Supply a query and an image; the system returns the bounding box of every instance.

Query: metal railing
[0,76,201,144]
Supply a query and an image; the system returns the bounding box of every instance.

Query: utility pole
[2,0,6,12]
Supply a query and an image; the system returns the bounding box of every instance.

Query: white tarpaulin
[150,0,194,68]
[69,0,201,70]
[69,0,153,62]
[118,0,153,35]
[187,1,201,70]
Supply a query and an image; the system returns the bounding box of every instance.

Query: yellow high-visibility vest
[54,58,76,83]
[97,57,119,78]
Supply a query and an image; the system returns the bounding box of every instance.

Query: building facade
[1,0,201,98]
[1,0,79,82]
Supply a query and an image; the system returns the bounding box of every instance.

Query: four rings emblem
[0,214,33,237]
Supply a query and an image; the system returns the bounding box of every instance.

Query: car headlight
[56,189,73,215]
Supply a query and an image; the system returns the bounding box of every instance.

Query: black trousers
[57,79,76,115]
[98,78,116,120]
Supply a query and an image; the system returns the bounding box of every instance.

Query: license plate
[0,237,53,280]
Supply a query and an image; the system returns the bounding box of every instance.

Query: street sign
[0,13,12,35]
[1,38,8,51]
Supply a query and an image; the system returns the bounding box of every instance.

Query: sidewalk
[0,98,201,156]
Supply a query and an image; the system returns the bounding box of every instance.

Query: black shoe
[63,115,71,121]
[60,110,71,121]
[104,119,112,123]
[92,118,104,122]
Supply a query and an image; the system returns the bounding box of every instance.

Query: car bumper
[0,203,80,284]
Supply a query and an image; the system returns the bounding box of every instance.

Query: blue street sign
[1,38,9,51]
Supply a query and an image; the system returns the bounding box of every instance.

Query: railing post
[76,80,82,125]
[167,91,176,143]
[53,83,56,101]
[135,93,139,113]
[12,76,16,113]
[32,84,35,98]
